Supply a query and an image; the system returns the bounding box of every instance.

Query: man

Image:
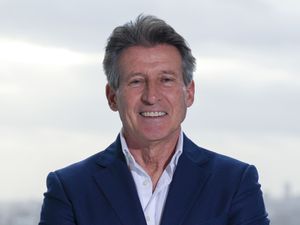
[39,15,269,225]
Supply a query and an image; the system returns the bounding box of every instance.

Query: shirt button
[143,180,149,186]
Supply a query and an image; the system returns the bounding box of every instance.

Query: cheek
[172,92,191,114]
[117,95,137,116]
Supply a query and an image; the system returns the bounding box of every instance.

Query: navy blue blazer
[39,135,269,225]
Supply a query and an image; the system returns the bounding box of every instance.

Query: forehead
[117,44,183,76]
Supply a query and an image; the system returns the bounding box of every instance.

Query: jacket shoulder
[184,135,249,168]
[54,137,122,183]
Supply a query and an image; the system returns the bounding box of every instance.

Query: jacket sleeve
[39,172,77,225]
[229,165,270,225]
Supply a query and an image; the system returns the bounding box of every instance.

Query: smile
[140,111,167,117]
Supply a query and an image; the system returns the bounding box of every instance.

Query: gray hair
[103,15,196,90]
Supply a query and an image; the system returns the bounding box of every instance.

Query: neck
[124,130,180,189]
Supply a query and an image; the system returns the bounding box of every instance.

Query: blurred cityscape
[0,184,299,225]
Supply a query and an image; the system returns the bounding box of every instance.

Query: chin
[139,129,176,142]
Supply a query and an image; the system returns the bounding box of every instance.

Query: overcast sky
[0,0,299,201]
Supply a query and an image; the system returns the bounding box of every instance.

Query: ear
[106,84,118,111]
[185,80,195,107]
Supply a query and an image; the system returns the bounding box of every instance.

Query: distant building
[265,183,300,225]
[0,200,41,225]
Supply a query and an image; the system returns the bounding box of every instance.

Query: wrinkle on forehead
[118,44,183,81]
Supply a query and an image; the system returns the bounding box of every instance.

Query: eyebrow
[159,70,177,76]
[126,70,177,79]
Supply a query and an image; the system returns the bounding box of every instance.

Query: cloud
[0,39,98,66]
[0,0,157,52]
[1,0,299,53]
[186,79,300,135]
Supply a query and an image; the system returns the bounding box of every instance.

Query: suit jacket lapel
[160,135,212,225]
[93,137,147,225]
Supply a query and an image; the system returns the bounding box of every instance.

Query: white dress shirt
[120,131,183,225]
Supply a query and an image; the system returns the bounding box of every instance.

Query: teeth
[141,111,167,117]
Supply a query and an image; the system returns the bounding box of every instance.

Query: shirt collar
[120,130,183,176]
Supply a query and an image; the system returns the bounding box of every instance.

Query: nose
[141,81,160,105]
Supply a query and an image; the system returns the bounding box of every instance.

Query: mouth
[140,111,167,117]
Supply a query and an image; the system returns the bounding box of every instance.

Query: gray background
[0,0,299,204]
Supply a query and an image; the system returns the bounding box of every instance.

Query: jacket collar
[160,134,212,225]
[94,134,212,225]
[96,133,212,167]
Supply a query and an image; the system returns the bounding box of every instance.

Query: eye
[130,79,140,84]
[161,76,175,85]
[128,78,144,87]
[162,77,172,82]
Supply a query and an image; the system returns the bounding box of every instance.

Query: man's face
[106,44,194,146]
